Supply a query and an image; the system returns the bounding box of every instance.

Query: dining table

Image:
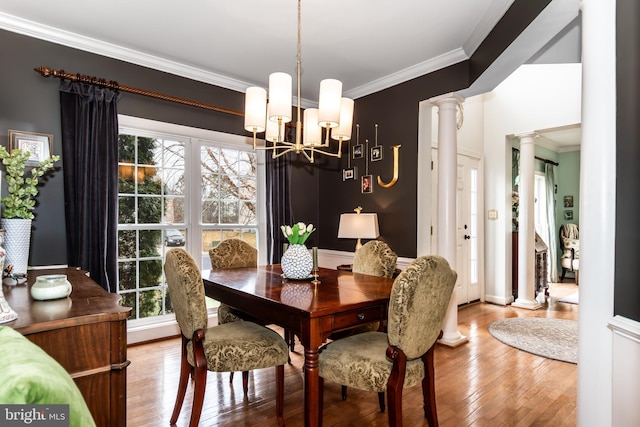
[202,264,395,427]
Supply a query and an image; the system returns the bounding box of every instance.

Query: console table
[3,267,131,427]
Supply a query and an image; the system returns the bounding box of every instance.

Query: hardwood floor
[127,282,578,426]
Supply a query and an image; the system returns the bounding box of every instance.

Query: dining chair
[318,255,457,427]
[164,248,289,427]
[333,240,398,406]
[209,238,258,324]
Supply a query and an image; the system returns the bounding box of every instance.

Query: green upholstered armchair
[318,255,457,427]
[164,248,289,427]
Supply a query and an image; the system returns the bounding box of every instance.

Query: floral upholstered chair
[560,223,580,284]
[352,240,398,278]
[319,255,457,427]
[333,240,399,404]
[208,238,258,324]
[164,248,289,427]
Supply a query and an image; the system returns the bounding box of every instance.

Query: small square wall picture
[564,210,573,221]
[370,146,383,162]
[342,167,357,181]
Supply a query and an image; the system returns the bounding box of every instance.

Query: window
[117,116,265,338]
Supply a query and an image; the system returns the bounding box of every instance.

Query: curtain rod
[34,65,244,118]
[512,147,559,166]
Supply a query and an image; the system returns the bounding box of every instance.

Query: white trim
[609,315,640,343]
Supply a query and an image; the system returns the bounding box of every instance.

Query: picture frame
[564,210,574,221]
[342,167,357,181]
[353,144,363,159]
[9,130,53,167]
[361,175,373,194]
[563,195,574,208]
[370,145,383,162]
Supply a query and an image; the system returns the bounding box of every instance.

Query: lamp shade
[244,86,267,132]
[337,213,379,239]
[331,98,354,141]
[318,79,342,129]
[303,108,322,146]
[268,72,292,123]
[265,103,281,142]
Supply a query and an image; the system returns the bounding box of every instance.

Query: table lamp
[337,206,379,251]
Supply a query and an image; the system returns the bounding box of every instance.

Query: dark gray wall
[0,29,246,266]
[615,0,640,322]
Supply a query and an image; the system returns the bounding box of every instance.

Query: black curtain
[59,80,119,292]
[266,153,293,263]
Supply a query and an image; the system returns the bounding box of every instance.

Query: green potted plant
[0,146,60,277]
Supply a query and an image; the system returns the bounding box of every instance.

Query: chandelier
[243,0,354,163]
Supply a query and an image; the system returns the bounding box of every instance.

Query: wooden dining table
[202,264,395,427]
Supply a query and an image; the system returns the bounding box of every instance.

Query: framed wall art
[342,167,357,181]
[564,210,574,221]
[9,130,53,167]
[370,145,382,162]
[563,195,574,208]
[361,175,373,194]
[353,144,363,159]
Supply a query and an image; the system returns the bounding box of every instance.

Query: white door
[431,149,482,305]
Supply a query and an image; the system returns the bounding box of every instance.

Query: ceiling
[0,0,515,103]
[0,0,582,150]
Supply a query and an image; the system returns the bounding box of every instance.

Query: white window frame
[118,115,266,344]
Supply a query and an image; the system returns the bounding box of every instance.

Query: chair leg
[421,345,438,427]
[275,365,285,427]
[561,267,566,280]
[189,363,207,427]
[378,392,386,413]
[242,371,250,396]
[170,335,191,424]
[319,377,325,427]
[341,385,348,401]
[386,346,407,427]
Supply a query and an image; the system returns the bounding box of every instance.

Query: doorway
[431,148,483,305]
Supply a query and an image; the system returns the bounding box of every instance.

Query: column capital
[514,132,536,144]
[429,92,464,106]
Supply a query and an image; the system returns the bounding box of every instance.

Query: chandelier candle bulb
[244,87,267,133]
[303,109,322,146]
[331,98,355,142]
[318,79,343,129]
[268,72,292,122]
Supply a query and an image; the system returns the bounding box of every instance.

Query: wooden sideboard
[3,267,131,427]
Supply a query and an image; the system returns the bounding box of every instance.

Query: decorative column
[430,93,468,347]
[512,133,542,310]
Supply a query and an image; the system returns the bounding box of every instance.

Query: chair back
[387,255,457,359]
[164,248,208,339]
[560,223,579,240]
[352,240,398,278]
[209,239,257,269]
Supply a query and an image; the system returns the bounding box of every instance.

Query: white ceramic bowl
[30,274,72,301]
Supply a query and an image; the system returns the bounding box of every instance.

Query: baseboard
[484,294,514,306]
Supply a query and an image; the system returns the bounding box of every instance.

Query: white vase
[281,244,313,279]
[1,218,32,276]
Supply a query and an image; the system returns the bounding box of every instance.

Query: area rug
[488,318,578,364]
[558,291,579,305]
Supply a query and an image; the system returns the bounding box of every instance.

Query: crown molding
[0,12,251,93]
[344,48,468,100]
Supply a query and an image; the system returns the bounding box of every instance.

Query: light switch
[488,209,498,220]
